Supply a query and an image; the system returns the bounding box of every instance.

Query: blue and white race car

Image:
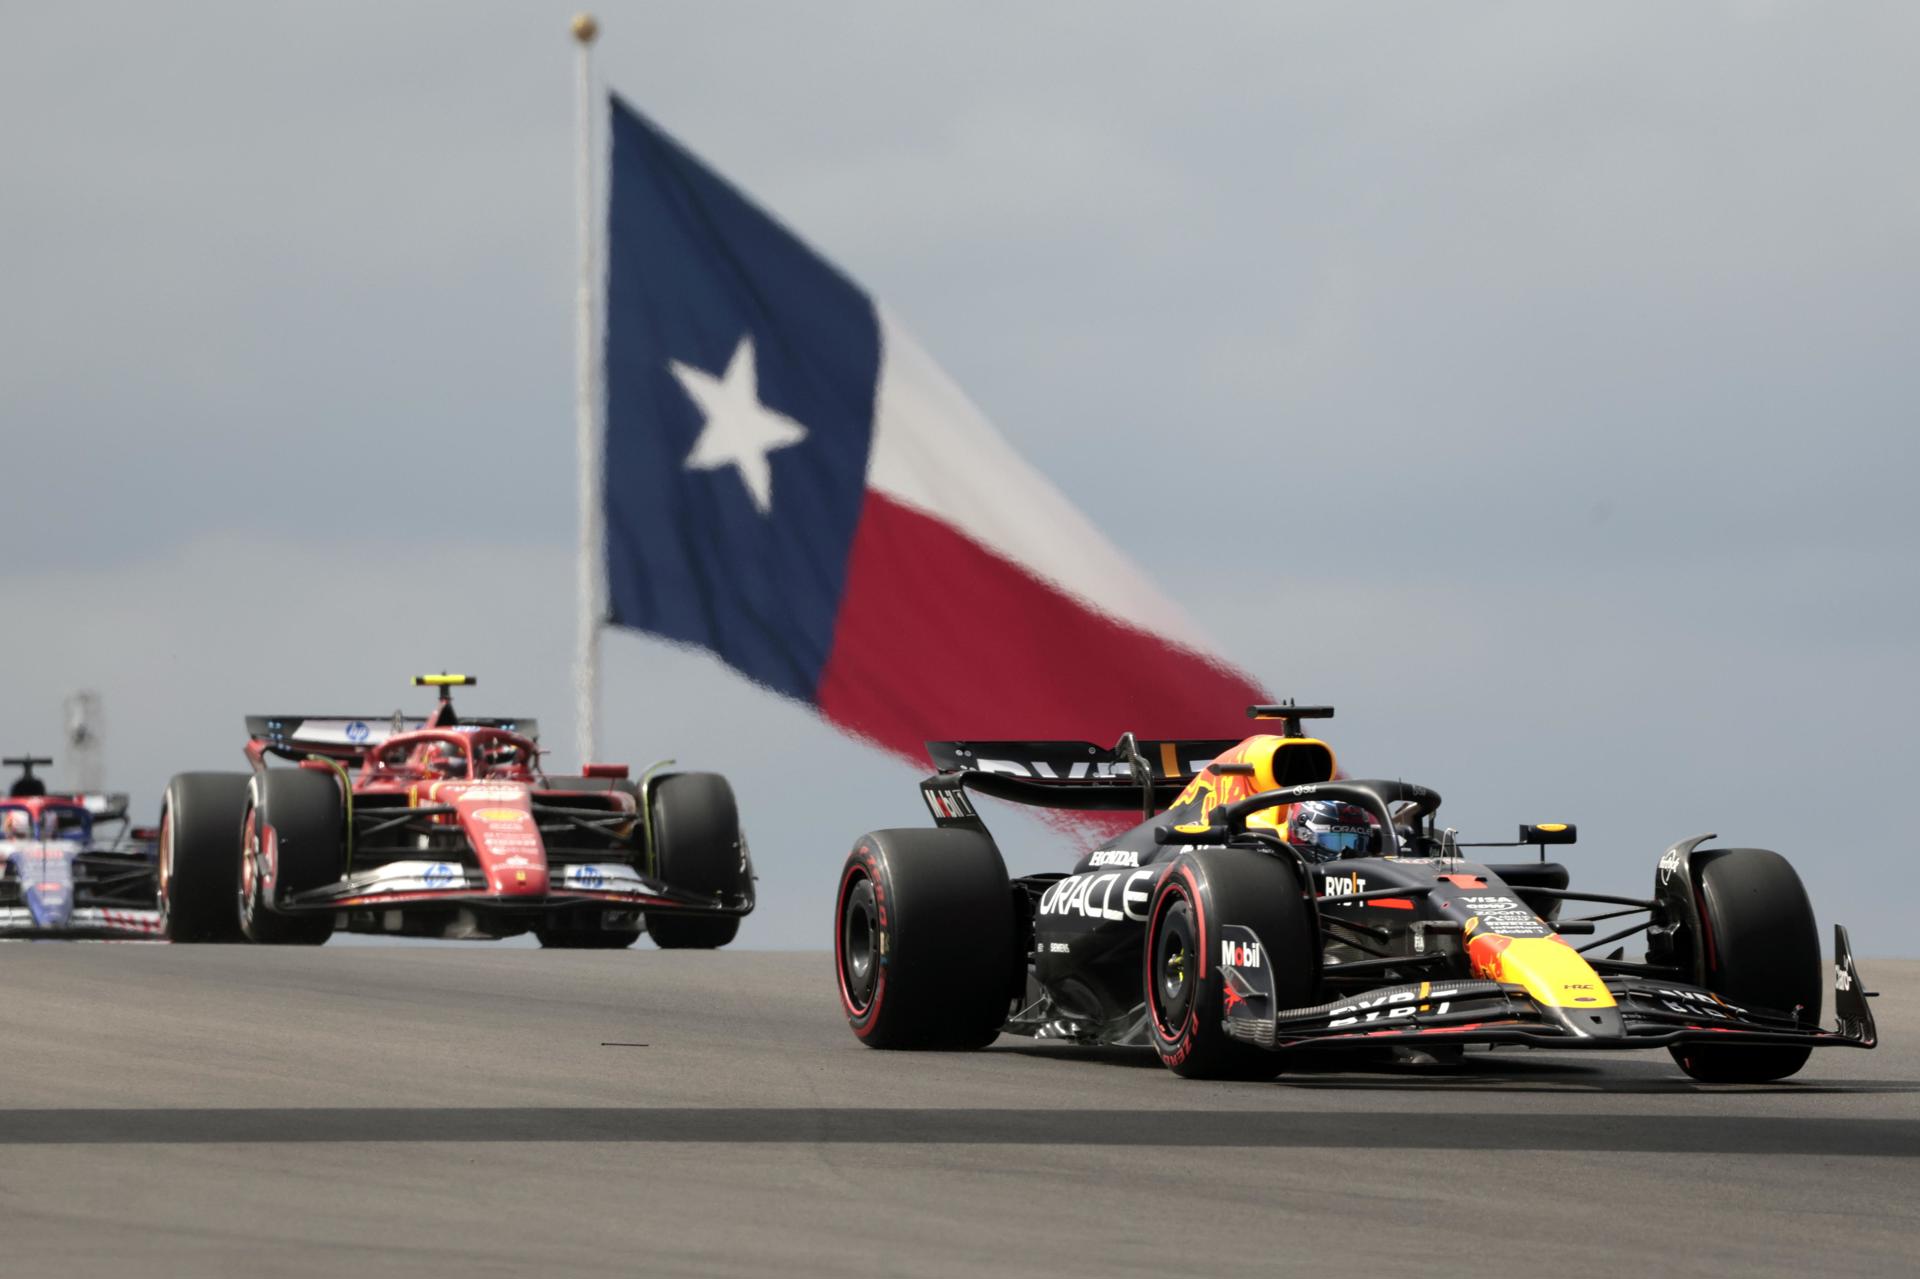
[0,757,162,939]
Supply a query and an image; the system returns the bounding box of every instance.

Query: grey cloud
[1,3,1914,952]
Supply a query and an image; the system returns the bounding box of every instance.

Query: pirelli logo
[922,786,976,822]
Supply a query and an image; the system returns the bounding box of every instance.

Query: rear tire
[239,770,340,946]
[645,773,747,950]
[1668,848,1820,1083]
[1145,848,1320,1080]
[835,828,1016,1049]
[158,772,250,943]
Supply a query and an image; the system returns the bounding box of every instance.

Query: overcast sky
[3,3,1914,954]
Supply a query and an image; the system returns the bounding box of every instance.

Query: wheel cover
[1152,897,1198,1037]
[839,877,879,1013]
[238,804,263,931]
[157,810,175,928]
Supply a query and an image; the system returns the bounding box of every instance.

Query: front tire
[1145,848,1320,1080]
[158,772,250,943]
[238,770,340,946]
[835,828,1016,1050]
[645,773,747,950]
[1669,848,1820,1083]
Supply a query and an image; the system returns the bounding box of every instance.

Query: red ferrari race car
[157,675,753,948]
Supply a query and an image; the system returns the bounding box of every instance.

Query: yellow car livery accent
[1468,933,1617,1010]
[1170,735,1338,835]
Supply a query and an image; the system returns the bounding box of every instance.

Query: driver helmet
[479,740,526,777]
[1288,800,1378,862]
[0,810,29,840]
[423,741,467,778]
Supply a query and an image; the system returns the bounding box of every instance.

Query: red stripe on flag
[816,491,1265,756]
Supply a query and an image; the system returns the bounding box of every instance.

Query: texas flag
[602,95,1265,758]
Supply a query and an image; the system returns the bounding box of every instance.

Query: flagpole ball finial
[571,13,599,44]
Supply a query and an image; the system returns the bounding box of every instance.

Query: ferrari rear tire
[645,773,747,950]
[238,770,340,946]
[835,828,1016,1050]
[158,772,250,943]
[1145,848,1320,1080]
[1669,848,1820,1083]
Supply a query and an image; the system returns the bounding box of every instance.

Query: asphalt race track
[0,948,1912,1278]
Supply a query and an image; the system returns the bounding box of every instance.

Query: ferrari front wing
[280,859,753,917]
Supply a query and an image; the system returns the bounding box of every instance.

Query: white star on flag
[669,337,809,515]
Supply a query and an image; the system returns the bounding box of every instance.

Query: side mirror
[1521,823,1576,846]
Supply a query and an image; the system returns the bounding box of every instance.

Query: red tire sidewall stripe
[836,848,888,1036]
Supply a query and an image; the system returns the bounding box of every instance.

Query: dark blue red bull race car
[834,703,1876,1083]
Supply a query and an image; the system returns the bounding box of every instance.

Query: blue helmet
[1289,800,1378,862]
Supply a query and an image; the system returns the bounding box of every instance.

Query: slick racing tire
[238,769,341,946]
[534,915,642,949]
[644,772,747,950]
[1669,848,1821,1083]
[158,772,251,943]
[1145,848,1320,1080]
[836,828,1017,1050]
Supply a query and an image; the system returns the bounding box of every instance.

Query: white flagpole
[571,12,603,768]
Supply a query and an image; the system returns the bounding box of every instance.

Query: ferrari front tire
[1669,848,1820,1083]
[1145,849,1319,1080]
[238,770,340,946]
[645,773,746,950]
[158,772,250,943]
[835,828,1016,1050]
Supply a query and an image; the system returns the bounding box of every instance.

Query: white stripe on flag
[868,309,1212,655]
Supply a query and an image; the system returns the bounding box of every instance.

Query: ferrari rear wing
[246,714,541,762]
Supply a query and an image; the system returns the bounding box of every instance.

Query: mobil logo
[1221,938,1262,969]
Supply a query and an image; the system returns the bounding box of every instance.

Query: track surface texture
[0,948,1912,1278]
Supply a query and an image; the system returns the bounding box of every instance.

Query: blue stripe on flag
[603,94,879,703]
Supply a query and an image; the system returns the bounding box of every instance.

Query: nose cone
[453,791,549,897]
[22,848,74,929]
[1468,932,1621,1037]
